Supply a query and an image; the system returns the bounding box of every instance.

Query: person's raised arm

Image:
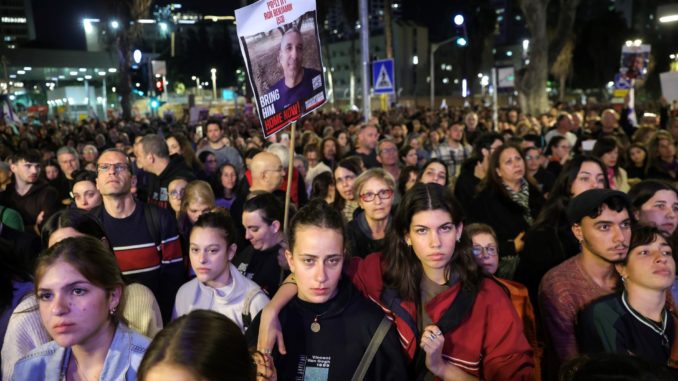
[257,274,297,355]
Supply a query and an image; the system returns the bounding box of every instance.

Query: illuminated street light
[110,20,119,29]
[453,14,464,26]
[83,19,93,33]
[210,68,217,99]
[412,55,419,65]
[133,49,142,64]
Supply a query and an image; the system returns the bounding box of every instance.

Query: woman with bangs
[578,225,677,376]
[257,184,533,380]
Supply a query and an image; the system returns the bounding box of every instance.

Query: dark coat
[514,214,580,311]
[467,182,544,258]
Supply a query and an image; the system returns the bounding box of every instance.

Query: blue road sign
[373,59,395,94]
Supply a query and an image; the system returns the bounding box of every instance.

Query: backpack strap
[411,286,478,381]
[143,203,162,248]
[241,287,264,332]
[350,316,392,381]
[381,287,419,338]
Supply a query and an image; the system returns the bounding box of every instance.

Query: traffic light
[131,63,150,95]
[154,79,164,94]
[456,37,467,46]
[150,97,160,109]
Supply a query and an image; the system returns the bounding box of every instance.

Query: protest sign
[235,0,327,137]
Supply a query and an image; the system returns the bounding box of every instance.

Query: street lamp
[453,14,464,26]
[658,4,678,23]
[210,68,217,100]
[110,20,119,30]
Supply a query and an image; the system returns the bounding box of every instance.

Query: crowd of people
[1,100,678,380]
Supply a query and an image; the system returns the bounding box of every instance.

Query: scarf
[503,178,533,225]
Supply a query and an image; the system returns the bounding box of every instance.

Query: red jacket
[351,253,534,381]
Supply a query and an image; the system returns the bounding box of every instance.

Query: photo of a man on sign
[236,0,327,138]
[270,28,323,113]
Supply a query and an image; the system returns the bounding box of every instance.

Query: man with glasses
[92,148,185,322]
[1,149,61,234]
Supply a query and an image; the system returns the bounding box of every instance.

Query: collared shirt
[12,323,149,381]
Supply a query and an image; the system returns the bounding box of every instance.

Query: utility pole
[359,0,370,122]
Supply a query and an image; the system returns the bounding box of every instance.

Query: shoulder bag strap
[241,287,264,331]
[350,315,392,381]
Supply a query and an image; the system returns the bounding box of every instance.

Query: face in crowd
[286,223,343,304]
[334,166,357,202]
[572,204,632,264]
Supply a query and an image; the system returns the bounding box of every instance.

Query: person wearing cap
[538,188,633,379]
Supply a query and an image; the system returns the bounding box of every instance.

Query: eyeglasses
[169,189,185,199]
[97,163,129,175]
[525,154,542,161]
[472,245,498,258]
[359,189,394,202]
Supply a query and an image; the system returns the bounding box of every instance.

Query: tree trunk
[117,32,132,120]
[516,0,549,116]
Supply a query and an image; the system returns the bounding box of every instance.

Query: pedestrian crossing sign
[373,59,395,94]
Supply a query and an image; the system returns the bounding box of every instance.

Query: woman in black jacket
[468,144,544,279]
[514,155,609,307]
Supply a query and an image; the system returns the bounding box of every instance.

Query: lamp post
[210,68,217,100]
[430,37,457,109]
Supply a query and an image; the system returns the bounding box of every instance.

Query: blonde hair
[180,180,216,213]
[352,168,395,199]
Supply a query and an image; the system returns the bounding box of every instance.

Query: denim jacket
[12,323,149,381]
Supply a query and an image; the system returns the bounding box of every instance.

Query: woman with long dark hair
[257,184,534,380]
[515,155,609,306]
[592,136,629,192]
[332,157,363,222]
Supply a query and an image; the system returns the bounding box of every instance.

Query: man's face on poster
[279,30,304,86]
[632,55,644,72]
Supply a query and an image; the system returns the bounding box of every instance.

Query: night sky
[30,0,240,50]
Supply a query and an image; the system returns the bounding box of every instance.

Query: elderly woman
[578,225,676,375]
[347,168,395,259]
[468,144,544,279]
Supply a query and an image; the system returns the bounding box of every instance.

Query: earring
[109,307,117,316]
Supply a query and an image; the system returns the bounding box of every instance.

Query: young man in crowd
[1,150,61,234]
[539,188,632,379]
